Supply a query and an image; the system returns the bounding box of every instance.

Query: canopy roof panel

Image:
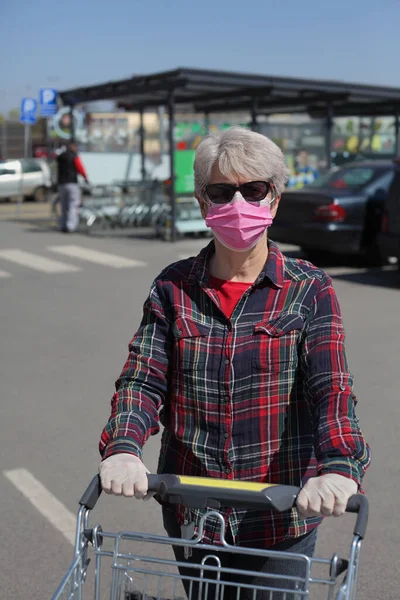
[60,67,400,117]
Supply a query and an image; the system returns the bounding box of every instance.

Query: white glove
[296,474,358,518]
[100,453,150,499]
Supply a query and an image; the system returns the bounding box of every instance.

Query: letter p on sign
[43,89,56,104]
[23,99,36,112]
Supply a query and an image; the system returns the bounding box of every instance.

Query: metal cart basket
[51,474,368,600]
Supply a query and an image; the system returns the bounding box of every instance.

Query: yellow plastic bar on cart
[178,476,276,491]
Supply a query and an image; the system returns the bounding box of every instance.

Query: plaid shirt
[100,240,371,547]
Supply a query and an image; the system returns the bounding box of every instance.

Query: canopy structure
[60,67,400,117]
[60,67,400,240]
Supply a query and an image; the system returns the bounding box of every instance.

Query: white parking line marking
[48,245,146,268]
[0,269,12,278]
[3,469,76,546]
[0,249,81,274]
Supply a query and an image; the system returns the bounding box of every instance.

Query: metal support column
[159,106,166,156]
[250,97,258,132]
[139,108,146,181]
[325,103,334,170]
[168,91,177,242]
[204,111,210,132]
[69,105,75,143]
[124,149,134,191]
[395,109,400,157]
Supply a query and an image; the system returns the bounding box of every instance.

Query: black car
[271,161,397,265]
[377,160,400,262]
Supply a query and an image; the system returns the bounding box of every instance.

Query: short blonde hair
[194,126,289,199]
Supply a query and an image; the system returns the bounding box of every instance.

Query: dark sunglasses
[205,180,272,205]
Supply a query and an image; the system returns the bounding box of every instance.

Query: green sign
[174,149,196,194]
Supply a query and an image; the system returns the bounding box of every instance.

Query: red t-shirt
[208,276,252,319]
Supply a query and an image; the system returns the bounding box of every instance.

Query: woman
[99,127,370,598]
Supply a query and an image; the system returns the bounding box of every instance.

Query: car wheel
[33,186,46,202]
[361,200,387,267]
[363,238,387,267]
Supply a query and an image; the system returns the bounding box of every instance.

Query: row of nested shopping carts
[52,181,174,235]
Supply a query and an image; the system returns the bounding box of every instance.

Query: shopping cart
[51,475,368,600]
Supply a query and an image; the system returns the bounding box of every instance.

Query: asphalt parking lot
[1,211,399,599]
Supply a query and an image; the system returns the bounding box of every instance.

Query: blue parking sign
[20,98,37,124]
[39,88,58,116]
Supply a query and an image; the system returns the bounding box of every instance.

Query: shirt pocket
[252,313,304,374]
[173,316,211,372]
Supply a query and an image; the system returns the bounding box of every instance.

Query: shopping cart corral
[51,182,209,239]
[77,183,169,235]
[51,475,368,600]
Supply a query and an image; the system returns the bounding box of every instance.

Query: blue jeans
[163,507,317,600]
[59,183,80,232]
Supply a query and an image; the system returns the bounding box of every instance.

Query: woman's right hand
[99,453,150,498]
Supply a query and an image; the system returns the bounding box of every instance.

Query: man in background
[56,142,89,233]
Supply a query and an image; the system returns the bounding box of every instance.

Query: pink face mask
[205,195,274,252]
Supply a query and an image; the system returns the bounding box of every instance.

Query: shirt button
[224,433,229,439]
[176,330,182,336]
[224,358,230,365]
[225,468,231,474]
[340,384,346,391]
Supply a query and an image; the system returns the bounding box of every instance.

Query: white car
[0,158,52,202]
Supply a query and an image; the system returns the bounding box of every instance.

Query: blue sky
[1,0,400,112]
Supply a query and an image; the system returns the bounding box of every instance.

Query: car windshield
[305,166,387,190]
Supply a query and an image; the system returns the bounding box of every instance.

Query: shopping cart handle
[344,494,369,539]
[79,476,368,538]
[78,474,300,512]
[79,475,102,510]
[148,477,368,539]
[147,474,300,513]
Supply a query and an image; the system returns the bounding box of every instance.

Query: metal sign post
[24,123,30,158]
[18,98,37,215]
[20,98,37,138]
[39,88,58,155]
[1,119,7,159]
